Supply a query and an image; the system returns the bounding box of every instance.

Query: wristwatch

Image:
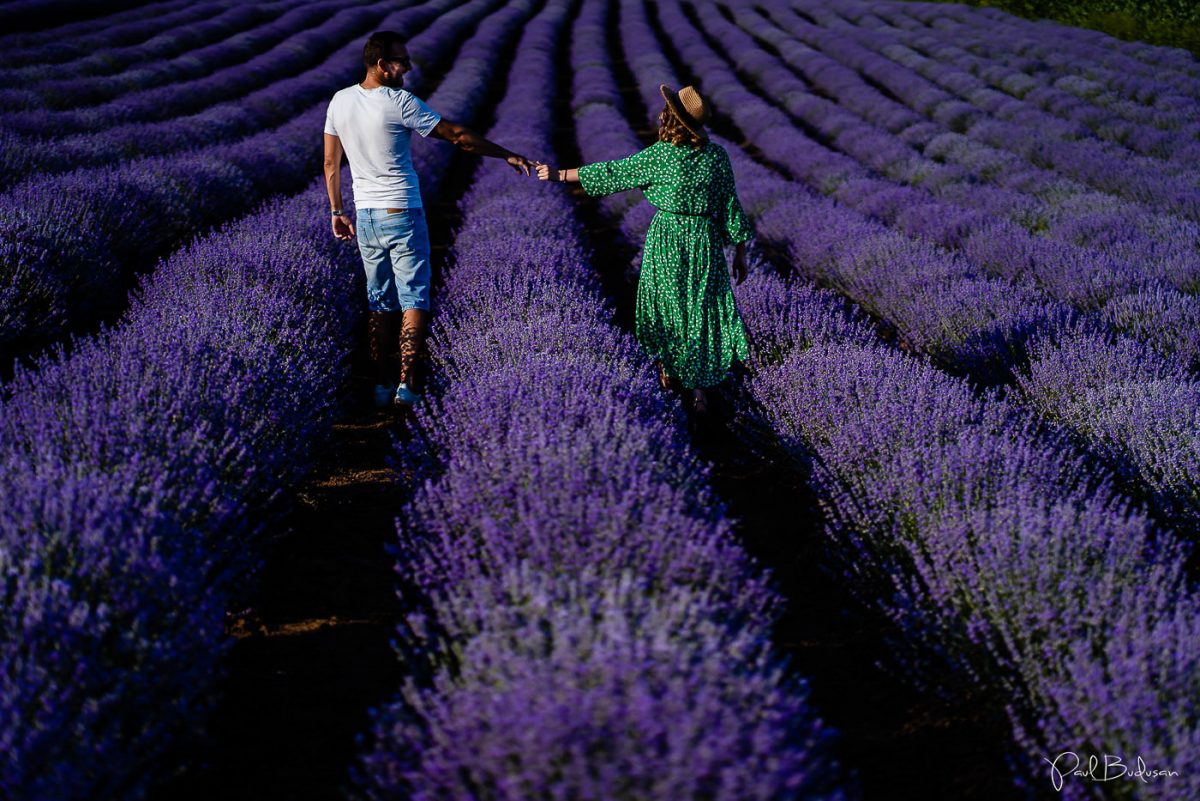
[331,209,346,216]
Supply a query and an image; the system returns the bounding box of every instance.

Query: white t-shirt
[324,85,442,209]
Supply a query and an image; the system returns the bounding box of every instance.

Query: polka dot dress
[578,140,753,390]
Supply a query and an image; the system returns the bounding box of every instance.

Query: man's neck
[360,72,383,90]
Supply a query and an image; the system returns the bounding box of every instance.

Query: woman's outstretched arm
[541,143,660,195]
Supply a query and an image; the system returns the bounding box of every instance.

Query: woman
[536,84,753,414]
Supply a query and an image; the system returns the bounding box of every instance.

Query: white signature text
[1044,752,1180,791]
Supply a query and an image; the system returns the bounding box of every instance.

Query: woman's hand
[536,162,559,182]
[731,244,748,285]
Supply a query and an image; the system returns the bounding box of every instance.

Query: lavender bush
[0,0,381,123]
[1016,324,1200,529]
[0,0,299,106]
[0,173,359,800]
[0,0,399,181]
[0,0,196,45]
[363,568,828,801]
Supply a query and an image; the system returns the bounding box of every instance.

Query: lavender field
[1,0,1197,799]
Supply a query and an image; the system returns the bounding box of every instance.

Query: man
[324,31,535,407]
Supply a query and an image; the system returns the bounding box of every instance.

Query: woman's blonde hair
[657,102,706,148]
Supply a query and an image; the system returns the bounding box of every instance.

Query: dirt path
[146,23,516,792]
[149,384,413,801]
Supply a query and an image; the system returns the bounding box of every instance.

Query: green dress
[578,140,754,389]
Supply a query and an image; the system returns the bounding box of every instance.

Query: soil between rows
[148,388,413,801]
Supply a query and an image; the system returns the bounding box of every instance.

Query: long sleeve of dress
[716,151,754,246]
[577,142,663,197]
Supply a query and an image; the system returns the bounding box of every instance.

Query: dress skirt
[636,209,750,390]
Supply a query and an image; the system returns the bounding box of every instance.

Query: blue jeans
[356,207,431,312]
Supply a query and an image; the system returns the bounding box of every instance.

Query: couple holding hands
[324,32,752,414]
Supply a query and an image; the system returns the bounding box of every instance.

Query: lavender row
[355,2,843,797]
[0,0,360,118]
[1016,325,1200,531]
[0,0,476,364]
[746,336,1199,801]
[709,0,1200,369]
[817,0,1200,155]
[0,0,195,54]
[0,0,396,182]
[0,0,182,42]
[652,0,1200,540]
[688,1,1200,525]
[897,1,1200,117]
[828,0,1200,182]
[567,0,646,225]
[882,0,1200,92]
[786,0,1200,228]
[0,172,360,801]
[0,0,303,100]
[748,0,1200,291]
[614,5,1200,796]
[851,1,1200,171]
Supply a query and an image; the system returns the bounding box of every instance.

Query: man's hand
[333,213,355,241]
[731,247,747,285]
[507,154,535,176]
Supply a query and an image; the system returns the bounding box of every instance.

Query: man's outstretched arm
[429,119,535,175]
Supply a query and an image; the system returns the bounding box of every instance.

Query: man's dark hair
[364,31,406,70]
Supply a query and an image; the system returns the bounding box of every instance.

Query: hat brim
[659,84,708,139]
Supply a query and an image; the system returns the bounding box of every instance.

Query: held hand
[731,250,747,286]
[535,162,558,182]
[332,214,355,241]
[507,154,535,176]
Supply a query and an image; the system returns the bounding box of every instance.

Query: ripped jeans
[356,207,431,312]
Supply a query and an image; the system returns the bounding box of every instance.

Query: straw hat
[660,84,710,139]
